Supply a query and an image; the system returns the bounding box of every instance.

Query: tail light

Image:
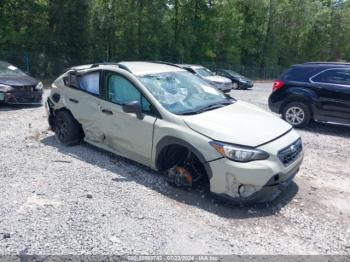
[273,80,284,92]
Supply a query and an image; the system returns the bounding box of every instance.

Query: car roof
[0,61,11,66]
[295,62,350,68]
[279,62,350,81]
[118,61,185,76]
[67,62,186,76]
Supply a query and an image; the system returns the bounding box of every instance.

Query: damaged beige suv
[46,62,303,203]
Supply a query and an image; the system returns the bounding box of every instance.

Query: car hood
[183,101,292,147]
[202,75,231,84]
[0,75,38,87]
[237,76,252,82]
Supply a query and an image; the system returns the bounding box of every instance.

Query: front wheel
[54,110,84,146]
[232,82,239,90]
[282,102,311,128]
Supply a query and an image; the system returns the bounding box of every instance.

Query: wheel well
[55,107,72,115]
[156,144,210,185]
[281,97,313,116]
[51,108,84,135]
[50,107,70,129]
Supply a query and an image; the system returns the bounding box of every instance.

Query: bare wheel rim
[285,106,305,125]
[232,82,238,89]
[56,118,68,141]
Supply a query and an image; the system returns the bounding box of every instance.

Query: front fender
[154,135,215,179]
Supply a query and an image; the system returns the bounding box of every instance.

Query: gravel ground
[0,82,349,255]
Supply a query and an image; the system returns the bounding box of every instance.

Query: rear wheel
[54,110,84,146]
[282,102,311,128]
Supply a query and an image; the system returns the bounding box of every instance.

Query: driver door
[97,71,158,166]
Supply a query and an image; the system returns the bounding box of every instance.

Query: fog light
[238,184,258,198]
[239,185,246,195]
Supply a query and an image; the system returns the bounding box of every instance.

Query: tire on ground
[282,101,311,128]
[54,110,84,146]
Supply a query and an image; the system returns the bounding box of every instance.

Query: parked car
[269,62,350,128]
[177,64,233,92]
[216,69,254,90]
[0,61,43,105]
[46,62,303,203]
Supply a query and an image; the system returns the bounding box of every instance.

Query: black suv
[268,62,350,127]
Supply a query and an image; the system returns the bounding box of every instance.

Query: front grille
[278,138,303,166]
[217,82,232,90]
[224,82,232,88]
[13,85,36,92]
[6,91,42,104]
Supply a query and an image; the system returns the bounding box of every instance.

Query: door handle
[69,98,79,103]
[101,109,113,115]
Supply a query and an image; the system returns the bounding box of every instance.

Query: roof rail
[303,62,350,65]
[88,62,132,73]
[148,61,183,68]
[90,62,120,68]
[117,63,133,73]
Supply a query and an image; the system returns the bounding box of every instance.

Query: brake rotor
[167,166,193,187]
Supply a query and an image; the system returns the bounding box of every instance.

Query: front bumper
[214,83,232,92]
[207,129,303,203]
[238,81,254,89]
[213,165,299,204]
[0,90,43,105]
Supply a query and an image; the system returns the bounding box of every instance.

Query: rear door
[97,70,158,166]
[64,70,106,143]
[310,68,350,122]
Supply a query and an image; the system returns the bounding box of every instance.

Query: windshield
[0,62,26,76]
[225,70,243,78]
[195,67,215,77]
[138,71,232,115]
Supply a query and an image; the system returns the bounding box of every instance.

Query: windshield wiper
[178,101,233,115]
[177,110,201,115]
[197,101,233,113]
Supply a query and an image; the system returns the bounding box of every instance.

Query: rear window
[79,72,100,95]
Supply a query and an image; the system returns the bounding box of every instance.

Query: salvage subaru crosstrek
[46,62,303,203]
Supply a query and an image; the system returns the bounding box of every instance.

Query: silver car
[178,64,233,92]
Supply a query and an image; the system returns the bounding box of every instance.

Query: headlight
[210,141,269,162]
[35,81,43,90]
[0,84,13,92]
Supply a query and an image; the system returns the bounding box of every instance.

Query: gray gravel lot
[0,82,349,255]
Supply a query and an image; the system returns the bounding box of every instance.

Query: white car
[46,62,303,203]
[178,64,234,92]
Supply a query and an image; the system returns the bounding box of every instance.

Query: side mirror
[122,101,142,118]
[68,71,80,89]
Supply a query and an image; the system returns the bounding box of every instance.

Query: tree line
[0,0,349,78]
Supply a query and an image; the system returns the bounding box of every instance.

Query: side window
[217,71,224,77]
[312,69,350,86]
[105,72,157,115]
[221,71,229,77]
[79,72,100,95]
[141,96,152,113]
[107,74,140,104]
